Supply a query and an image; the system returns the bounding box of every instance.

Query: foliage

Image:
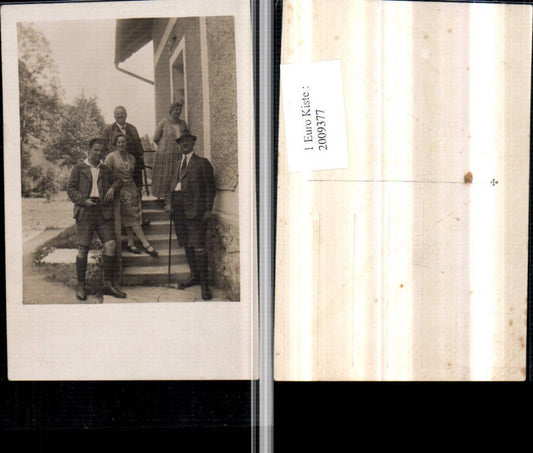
[20,154,70,200]
[45,94,106,167]
[18,22,63,146]
[32,259,105,298]
[18,23,108,197]
[21,164,58,200]
[20,135,59,199]
[18,23,63,198]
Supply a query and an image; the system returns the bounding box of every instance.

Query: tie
[179,156,187,180]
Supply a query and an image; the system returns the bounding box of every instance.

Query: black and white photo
[3,0,256,380]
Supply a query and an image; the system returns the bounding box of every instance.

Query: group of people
[67,103,216,302]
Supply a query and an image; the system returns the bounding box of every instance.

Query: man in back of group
[103,105,145,192]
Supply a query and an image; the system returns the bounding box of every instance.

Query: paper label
[280,60,349,172]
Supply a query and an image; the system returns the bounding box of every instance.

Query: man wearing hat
[165,130,216,300]
[67,138,127,301]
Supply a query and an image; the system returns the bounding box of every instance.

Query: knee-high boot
[76,256,87,301]
[195,250,211,301]
[102,255,127,298]
[178,247,201,289]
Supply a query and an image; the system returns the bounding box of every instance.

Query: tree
[18,23,64,197]
[45,94,106,167]
[18,22,63,146]
[17,23,108,196]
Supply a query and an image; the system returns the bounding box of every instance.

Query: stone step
[141,198,166,210]
[119,220,170,236]
[39,248,99,264]
[119,198,180,287]
[121,233,176,249]
[121,247,187,267]
[142,209,169,221]
[121,263,189,286]
[136,220,170,234]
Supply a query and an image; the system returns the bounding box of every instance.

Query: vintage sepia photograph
[18,15,240,304]
[3,0,256,380]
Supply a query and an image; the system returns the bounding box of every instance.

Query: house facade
[115,16,240,300]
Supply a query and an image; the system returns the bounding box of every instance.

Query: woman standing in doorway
[151,102,189,199]
[105,133,158,256]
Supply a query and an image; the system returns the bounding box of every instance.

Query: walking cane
[167,206,173,287]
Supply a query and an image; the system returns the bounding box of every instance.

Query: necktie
[179,156,187,180]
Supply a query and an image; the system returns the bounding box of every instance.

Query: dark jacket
[165,153,216,219]
[67,161,122,221]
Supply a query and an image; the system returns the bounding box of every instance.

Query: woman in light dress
[151,102,188,198]
[104,133,158,256]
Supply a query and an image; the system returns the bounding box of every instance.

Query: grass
[32,223,103,264]
[32,259,105,296]
[27,191,103,260]
[22,191,75,241]
[25,191,106,294]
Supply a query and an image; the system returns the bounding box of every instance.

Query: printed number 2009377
[316,110,328,150]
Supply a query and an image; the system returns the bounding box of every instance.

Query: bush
[21,164,60,200]
[54,166,71,192]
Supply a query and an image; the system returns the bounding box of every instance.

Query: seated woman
[104,133,158,256]
[151,101,188,199]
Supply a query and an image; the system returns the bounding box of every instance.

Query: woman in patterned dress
[104,133,158,256]
[151,102,188,198]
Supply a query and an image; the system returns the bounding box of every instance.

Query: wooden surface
[275,0,531,381]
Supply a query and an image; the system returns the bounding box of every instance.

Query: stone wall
[206,16,238,191]
[205,17,240,300]
[207,215,240,301]
[152,17,241,301]
[153,17,205,157]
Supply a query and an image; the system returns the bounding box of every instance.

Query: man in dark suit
[67,138,126,301]
[103,105,145,190]
[165,130,216,300]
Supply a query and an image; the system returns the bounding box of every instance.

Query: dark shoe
[178,274,201,290]
[76,282,87,301]
[103,281,127,298]
[142,218,151,226]
[126,244,141,254]
[144,244,159,257]
[201,285,212,301]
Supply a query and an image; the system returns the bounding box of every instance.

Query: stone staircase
[120,197,189,286]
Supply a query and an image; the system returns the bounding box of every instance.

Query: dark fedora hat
[176,130,197,143]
